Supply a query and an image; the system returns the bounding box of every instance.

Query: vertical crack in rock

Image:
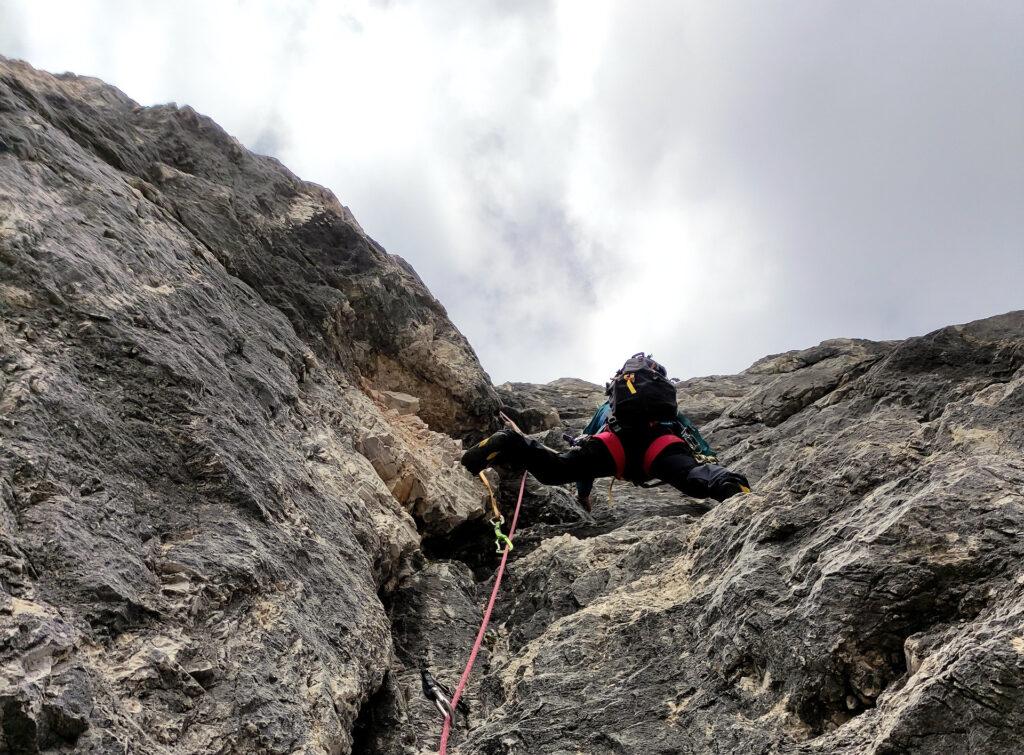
[351,671,413,755]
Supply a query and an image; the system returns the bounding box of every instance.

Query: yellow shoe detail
[486,451,499,461]
[740,485,751,494]
[478,437,489,447]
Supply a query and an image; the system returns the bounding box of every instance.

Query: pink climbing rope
[437,471,528,754]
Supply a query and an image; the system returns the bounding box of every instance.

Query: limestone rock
[3,55,1023,755]
[497,377,605,432]
[0,56,487,754]
[381,391,421,416]
[400,313,1024,755]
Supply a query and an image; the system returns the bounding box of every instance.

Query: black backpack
[607,353,678,429]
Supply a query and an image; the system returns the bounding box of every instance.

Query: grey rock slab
[0,56,488,754]
[451,314,1024,754]
[382,391,422,416]
[3,55,1024,755]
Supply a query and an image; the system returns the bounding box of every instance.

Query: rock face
[2,57,1023,755]
[0,57,492,754]
[417,316,1024,754]
[496,377,606,434]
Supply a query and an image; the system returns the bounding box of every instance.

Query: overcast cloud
[2,0,1021,383]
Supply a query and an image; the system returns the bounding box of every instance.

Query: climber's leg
[520,436,618,485]
[461,430,617,484]
[649,445,750,502]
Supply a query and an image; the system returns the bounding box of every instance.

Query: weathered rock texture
[0,57,494,754]
[496,378,605,434]
[2,58,1023,755]
[414,318,1024,754]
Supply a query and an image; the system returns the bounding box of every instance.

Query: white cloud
[3,0,1021,383]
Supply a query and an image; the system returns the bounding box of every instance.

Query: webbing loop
[478,471,502,521]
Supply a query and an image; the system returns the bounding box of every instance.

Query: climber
[573,398,719,510]
[462,353,751,508]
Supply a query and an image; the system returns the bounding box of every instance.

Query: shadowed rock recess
[1,59,1022,755]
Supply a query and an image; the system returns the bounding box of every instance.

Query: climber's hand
[711,472,751,502]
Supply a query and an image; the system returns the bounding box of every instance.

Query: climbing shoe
[460,430,526,475]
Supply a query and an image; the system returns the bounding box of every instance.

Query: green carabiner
[492,516,514,553]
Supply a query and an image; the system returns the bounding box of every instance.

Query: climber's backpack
[607,353,678,429]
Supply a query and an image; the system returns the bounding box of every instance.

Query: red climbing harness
[437,471,528,754]
[593,430,685,480]
[593,430,625,478]
[643,434,684,476]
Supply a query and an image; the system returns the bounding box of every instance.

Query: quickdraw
[478,471,515,553]
[492,516,513,553]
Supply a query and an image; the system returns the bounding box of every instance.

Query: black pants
[520,432,740,501]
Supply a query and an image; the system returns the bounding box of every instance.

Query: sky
[1,1,1021,384]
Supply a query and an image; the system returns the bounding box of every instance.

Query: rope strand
[438,471,528,754]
